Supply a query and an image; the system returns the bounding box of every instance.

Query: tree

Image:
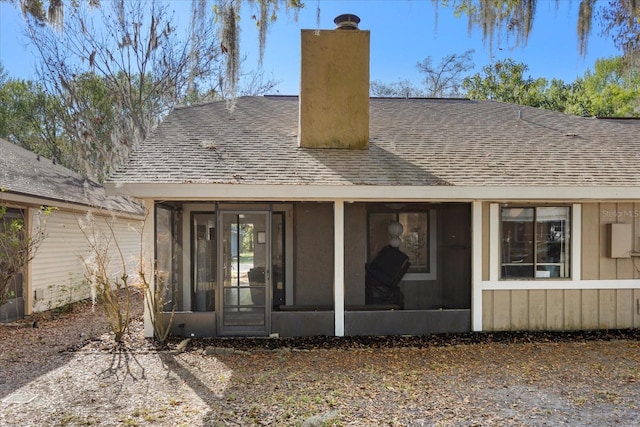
[582,56,640,117]
[371,50,474,98]
[462,56,639,117]
[23,0,225,182]
[0,65,69,165]
[417,49,474,97]
[541,78,591,116]
[370,80,425,98]
[439,0,639,58]
[599,0,640,59]
[6,0,298,98]
[462,59,548,106]
[8,1,640,60]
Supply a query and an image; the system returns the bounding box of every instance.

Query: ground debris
[1,295,639,426]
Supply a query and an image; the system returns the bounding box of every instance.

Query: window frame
[498,204,573,281]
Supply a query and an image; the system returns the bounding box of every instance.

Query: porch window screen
[368,212,429,274]
[156,205,183,311]
[500,206,571,279]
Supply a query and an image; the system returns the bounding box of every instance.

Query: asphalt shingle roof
[1,138,143,214]
[108,96,640,187]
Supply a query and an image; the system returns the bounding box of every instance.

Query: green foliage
[462,59,548,107]
[462,56,639,117]
[582,56,640,117]
[0,66,69,165]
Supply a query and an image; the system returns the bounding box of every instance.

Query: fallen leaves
[1,297,640,426]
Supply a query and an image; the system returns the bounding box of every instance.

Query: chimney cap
[334,14,360,29]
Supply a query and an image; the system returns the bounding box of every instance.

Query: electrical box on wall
[608,223,632,258]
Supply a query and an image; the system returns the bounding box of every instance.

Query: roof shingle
[108,96,640,188]
[1,138,143,214]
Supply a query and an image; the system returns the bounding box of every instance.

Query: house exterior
[0,138,144,322]
[106,16,640,338]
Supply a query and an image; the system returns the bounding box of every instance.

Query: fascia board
[105,183,640,202]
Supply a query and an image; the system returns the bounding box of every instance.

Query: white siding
[31,210,143,313]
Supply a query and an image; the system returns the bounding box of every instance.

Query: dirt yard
[1,293,639,426]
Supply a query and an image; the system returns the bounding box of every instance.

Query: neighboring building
[106,15,640,338]
[0,138,144,322]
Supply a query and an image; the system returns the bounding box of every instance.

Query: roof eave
[104,182,640,202]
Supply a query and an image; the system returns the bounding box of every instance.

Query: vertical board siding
[581,203,600,280]
[510,291,529,330]
[634,289,640,328]
[484,202,640,331]
[484,288,639,330]
[482,290,494,330]
[617,203,635,279]
[528,290,546,330]
[563,289,582,330]
[546,289,564,330]
[580,289,599,329]
[598,289,617,329]
[599,203,618,279]
[616,289,633,327]
[492,290,511,330]
[31,210,142,312]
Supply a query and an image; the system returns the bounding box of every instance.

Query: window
[500,206,570,279]
[368,211,433,277]
[0,208,24,301]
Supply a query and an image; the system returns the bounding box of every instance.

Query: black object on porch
[365,245,410,309]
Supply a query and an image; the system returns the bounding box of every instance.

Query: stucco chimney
[299,14,370,149]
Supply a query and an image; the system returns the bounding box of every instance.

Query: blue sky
[0,0,621,95]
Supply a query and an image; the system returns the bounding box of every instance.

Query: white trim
[107,183,640,202]
[489,203,500,282]
[0,192,143,219]
[471,201,483,331]
[483,279,640,290]
[25,208,35,316]
[142,200,155,338]
[491,203,579,283]
[334,200,345,337]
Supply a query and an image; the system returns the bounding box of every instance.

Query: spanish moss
[578,0,595,56]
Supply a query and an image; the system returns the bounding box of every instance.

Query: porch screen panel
[193,213,216,311]
[368,212,430,273]
[156,206,181,310]
[398,212,428,273]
